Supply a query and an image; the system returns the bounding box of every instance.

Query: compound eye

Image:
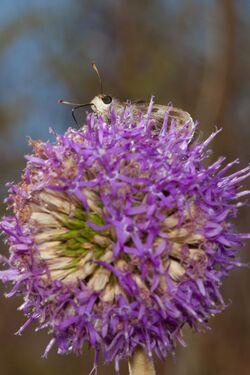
[102,95,112,104]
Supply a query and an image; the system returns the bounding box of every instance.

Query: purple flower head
[0,99,249,372]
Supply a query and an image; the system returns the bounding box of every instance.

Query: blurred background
[0,1,249,374]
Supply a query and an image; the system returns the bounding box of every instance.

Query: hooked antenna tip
[91,62,103,94]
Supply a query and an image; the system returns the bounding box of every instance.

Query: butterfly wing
[130,101,194,133]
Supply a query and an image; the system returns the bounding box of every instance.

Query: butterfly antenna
[58,99,91,106]
[92,62,103,94]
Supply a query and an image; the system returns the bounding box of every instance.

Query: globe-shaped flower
[0,100,249,373]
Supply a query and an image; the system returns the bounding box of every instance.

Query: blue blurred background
[0,1,250,374]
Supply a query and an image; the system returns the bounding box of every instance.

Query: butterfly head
[90,94,113,115]
[58,64,116,124]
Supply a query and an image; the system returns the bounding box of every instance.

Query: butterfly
[59,63,194,134]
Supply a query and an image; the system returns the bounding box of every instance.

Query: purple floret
[0,100,249,371]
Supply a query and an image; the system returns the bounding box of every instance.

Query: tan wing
[130,101,194,133]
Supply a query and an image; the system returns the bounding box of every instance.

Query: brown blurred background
[0,1,250,374]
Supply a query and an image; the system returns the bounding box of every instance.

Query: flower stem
[128,348,156,375]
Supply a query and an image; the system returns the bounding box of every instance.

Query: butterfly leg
[71,104,88,126]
